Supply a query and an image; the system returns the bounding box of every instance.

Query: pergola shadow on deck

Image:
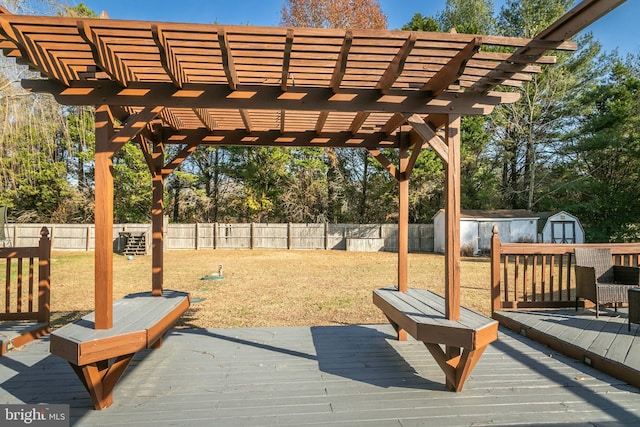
[0,0,628,408]
[1,325,639,426]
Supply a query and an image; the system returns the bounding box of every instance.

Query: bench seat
[50,290,190,409]
[373,286,497,391]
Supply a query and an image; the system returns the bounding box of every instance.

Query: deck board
[587,315,627,356]
[495,308,640,392]
[0,321,47,342]
[1,324,640,426]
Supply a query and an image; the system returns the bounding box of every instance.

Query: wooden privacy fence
[490,227,640,314]
[4,223,434,253]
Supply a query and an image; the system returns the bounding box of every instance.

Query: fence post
[37,227,51,324]
[287,222,292,249]
[324,222,329,250]
[214,222,218,249]
[250,223,255,249]
[490,226,501,315]
[195,223,199,250]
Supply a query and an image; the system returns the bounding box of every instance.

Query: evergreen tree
[563,54,640,241]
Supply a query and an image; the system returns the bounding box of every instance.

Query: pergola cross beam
[22,79,519,116]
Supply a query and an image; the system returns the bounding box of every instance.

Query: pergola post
[94,105,115,329]
[444,114,461,321]
[152,141,165,296]
[398,142,409,294]
[442,114,462,390]
[396,141,411,341]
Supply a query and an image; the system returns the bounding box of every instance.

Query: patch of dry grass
[48,250,493,329]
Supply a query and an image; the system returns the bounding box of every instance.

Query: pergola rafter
[78,20,136,86]
[217,28,239,90]
[152,24,187,88]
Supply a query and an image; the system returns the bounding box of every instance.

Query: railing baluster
[28,258,35,313]
[5,258,11,313]
[558,254,564,301]
[523,255,529,302]
[542,255,547,301]
[514,255,520,305]
[504,255,510,303]
[566,253,572,301]
[550,254,556,301]
[531,255,538,301]
[17,258,23,313]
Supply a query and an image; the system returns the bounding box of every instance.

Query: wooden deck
[1,324,639,426]
[495,307,640,392]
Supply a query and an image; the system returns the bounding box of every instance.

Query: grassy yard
[48,250,493,329]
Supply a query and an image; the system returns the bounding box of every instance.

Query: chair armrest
[613,265,640,285]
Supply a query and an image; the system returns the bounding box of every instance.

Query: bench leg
[69,353,135,409]
[384,315,408,341]
[425,343,487,392]
[151,331,171,349]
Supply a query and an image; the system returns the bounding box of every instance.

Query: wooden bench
[373,286,498,391]
[0,227,51,355]
[50,290,190,409]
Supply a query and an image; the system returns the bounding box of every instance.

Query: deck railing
[0,227,51,324]
[490,227,640,314]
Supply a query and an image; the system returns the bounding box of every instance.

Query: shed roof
[536,210,581,233]
[461,209,539,219]
[435,209,539,220]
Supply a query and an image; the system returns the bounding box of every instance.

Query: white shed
[433,209,539,255]
[537,211,584,244]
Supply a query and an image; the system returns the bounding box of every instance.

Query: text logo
[1,405,69,427]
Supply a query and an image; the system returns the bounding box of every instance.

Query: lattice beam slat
[329,30,353,93]
[193,108,217,131]
[375,33,417,94]
[77,21,135,87]
[152,24,187,88]
[421,37,481,96]
[281,29,294,91]
[217,29,238,90]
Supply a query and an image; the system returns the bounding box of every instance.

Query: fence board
[3,223,435,253]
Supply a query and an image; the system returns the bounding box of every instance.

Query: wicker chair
[574,247,640,317]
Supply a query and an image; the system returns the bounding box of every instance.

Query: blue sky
[78,0,638,55]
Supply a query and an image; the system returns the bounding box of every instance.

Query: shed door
[551,221,575,243]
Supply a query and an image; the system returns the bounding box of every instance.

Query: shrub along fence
[3,223,434,253]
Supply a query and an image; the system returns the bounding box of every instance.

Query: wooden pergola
[0,0,626,407]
